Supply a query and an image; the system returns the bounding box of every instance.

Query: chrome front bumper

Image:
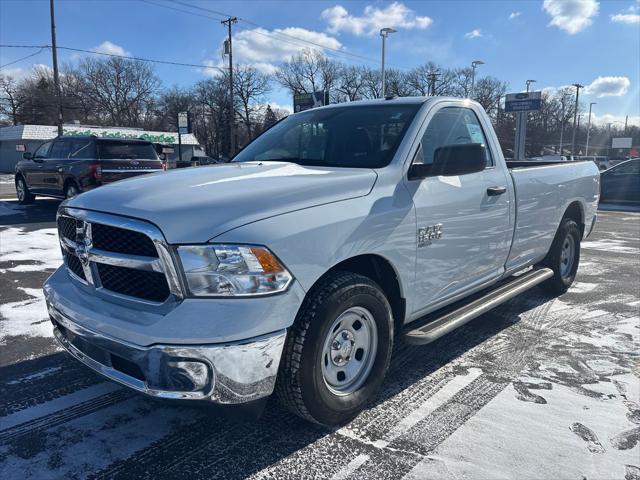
[48,304,286,404]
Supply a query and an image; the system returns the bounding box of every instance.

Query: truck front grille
[92,223,159,258]
[97,263,170,302]
[57,210,180,304]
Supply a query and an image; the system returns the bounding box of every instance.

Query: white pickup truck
[44,97,600,426]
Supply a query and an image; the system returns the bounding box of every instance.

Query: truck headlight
[177,244,292,296]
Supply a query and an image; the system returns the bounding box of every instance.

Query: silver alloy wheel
[321,306,378,396]
[559,234,575,278]
[66,184,78,198]
[16,179,25,201]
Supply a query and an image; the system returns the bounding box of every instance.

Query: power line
[0,48,46,69]
[1,43,226,72]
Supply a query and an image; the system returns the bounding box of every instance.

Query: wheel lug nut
[335,355,342,362]
[332,341,341,350]
[341,332,349,340]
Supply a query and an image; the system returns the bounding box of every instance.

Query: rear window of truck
[233,104,421,168]
[97,141,157,160]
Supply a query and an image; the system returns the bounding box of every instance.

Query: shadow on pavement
[0,289,554,479]
[0,199,61,227]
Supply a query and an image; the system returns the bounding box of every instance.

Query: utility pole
[379,27,396,98]
[49,0,63,136]
[427,72,440,96]
[470,60,484,98]
[571,83,583,156]
[222,17,237,156]
[585,102,596,156]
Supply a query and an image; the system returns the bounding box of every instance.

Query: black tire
[15,176,35,204]
[540,218,581,295]
[64,181,80,199]
[276,271,394,426]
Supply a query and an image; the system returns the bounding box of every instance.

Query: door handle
[487,186,507,196]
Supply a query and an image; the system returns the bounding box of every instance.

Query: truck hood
[65,162,377,243]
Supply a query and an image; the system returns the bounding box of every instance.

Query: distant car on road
[15,136,164,204]
[600,158,640,203]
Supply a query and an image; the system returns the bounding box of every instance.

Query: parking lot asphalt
[0,198,638,480]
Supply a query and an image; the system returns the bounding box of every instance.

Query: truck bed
[505,160,600,272]
[506,159,593,169]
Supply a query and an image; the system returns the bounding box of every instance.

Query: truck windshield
[234,104,420,168]
[97,141,158,160]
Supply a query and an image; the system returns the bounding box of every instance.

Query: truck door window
[417,107,493,168]
[69,139,95,159]
[33,141,53,160]
[49,140,71,159]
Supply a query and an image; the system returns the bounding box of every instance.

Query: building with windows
[0,124,203,172]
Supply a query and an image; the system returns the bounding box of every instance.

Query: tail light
[90,164,103,181]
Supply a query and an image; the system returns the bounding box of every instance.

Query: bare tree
[276,49,340,101]
[77,57,160,127]
[233,66,271,138]
[0,74,23,125]
[335,65,365,102]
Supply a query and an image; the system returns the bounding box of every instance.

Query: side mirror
[431,143,486,177]
[22,152,32,160]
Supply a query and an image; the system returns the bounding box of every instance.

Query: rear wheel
[64,182,79,199]
[540,218,581,294]
[276,271,394,426]
[15,176,35,204]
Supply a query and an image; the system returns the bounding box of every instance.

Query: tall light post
[571,83,583,156]
[526,79,537,92]
[470,60,484,98]
[559,93,570,154]
[585,102,596,155]
[380,27,396,98]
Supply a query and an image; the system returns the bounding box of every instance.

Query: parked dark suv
[15,136,164,204]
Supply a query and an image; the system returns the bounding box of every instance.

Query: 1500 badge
[418,224,443,247]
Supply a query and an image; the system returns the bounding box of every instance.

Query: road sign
[293,91,329,112]
[178,111,188,128]
[611,137,632,149]
[505,91,542,112]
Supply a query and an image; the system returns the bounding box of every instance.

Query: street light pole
[470,60,484,98]
[571,83,583,156]
[585,102,596,156]
[526,79,536,93]
[379,27,396,98]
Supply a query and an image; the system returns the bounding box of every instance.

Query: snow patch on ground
[0,287,52,342]
[0,227,62,272]
[583,239,639,255]
[6,366,62,385]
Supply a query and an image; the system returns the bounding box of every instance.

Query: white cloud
[590,113,639,128]
[321,2,432,36]
[91,41,130,57]
[205,27,342,76]
[542,0,599,34]
[584,76,631,97]
[611,4,640,24]
[611,13,640,23]
[464,29,483,39]
[509,12,521,20]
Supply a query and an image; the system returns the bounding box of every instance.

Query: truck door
[42,139,71,195]
[25,141,53,192]
[406,105,513,314]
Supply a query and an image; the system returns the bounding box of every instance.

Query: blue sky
[1,0,638,126]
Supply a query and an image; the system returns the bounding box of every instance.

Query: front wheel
[540,218,581,294]
[16,176,35,204]
[276,272,394,426]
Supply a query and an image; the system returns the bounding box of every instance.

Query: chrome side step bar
[404,268,554,345]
